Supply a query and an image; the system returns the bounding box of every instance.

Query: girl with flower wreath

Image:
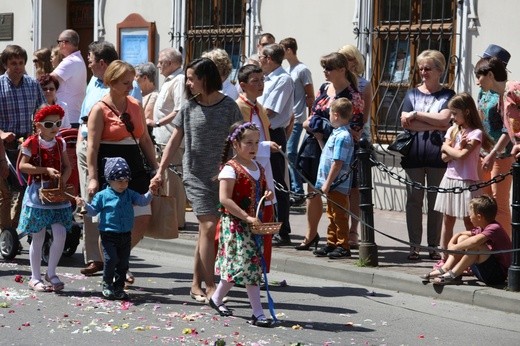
[211,121,275,328]
[17,104,73,292]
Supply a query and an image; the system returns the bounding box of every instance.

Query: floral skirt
[17,206,73,235]
[215,214,263,285]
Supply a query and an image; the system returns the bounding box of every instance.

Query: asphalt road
[1,243,520,345]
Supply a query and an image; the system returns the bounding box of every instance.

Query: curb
[137,237,520,315]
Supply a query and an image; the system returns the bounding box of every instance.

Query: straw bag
[39,179,75,204]
[250,196,282,235]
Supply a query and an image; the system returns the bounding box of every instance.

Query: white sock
[246,284,264,318]
[46,224,66,278]
[212,280,234,305]
[29,229,46,281]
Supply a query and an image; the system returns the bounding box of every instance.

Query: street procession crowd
[1,26,518,326]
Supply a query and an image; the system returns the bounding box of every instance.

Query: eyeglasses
[32,59,39,63]
[323,66,335,72]
[40,120,62,129]
[57,39,69,44]
[120,112,135,132]
[42,87,56,92]
[419,67,433,72]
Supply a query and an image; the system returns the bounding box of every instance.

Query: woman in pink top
[433,93,493,267]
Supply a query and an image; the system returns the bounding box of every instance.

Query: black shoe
[328,247,352,259]
[290,196,306,207]
[114,288,129,300]
[209,297,233,316]
[273,234,291,246]
[248,314,273,328]
[313,244,336,257]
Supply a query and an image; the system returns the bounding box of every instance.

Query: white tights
[212,280,265,318]
[30,224,66,281]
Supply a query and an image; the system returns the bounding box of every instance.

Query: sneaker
[313,244,336,257]
[114,288,129,300]
[328,247,352,259]
[102,283,115,300]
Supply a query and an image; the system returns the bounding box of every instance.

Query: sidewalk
[137,206,520,314]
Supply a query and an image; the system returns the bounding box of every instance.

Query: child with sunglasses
[17,104,73,292]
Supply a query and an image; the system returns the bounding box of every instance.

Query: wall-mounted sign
[117,13,156,66]
[0,13,14,41]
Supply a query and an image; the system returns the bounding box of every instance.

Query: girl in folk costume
[211,121,275,327]
[235,64,280,272]
[17,104,73,292]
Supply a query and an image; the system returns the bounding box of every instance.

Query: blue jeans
[100,231,131,290]
[287,122,304,194]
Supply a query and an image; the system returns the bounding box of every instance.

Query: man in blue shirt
[258,43,295,246]
[0,45,45,229]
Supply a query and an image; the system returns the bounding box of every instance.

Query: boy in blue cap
[76,157,152,300]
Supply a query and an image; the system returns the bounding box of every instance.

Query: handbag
[388,130,415,156]
[145,186,179,239]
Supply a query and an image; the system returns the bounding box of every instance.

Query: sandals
[28,279,50,292]
[429,249,442,260]
[407,251,420,261]
[190,291,209,304]
[432,270,463,285]
[125,271,135,285]
[419,268,445,282]
[45,273,64,292]
[209,297,233,317]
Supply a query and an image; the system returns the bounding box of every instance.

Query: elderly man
[152,47,186,228]
[258,43,295,246]
[51,29,87,128]
[78,41,142,276]
[0,45,46,228]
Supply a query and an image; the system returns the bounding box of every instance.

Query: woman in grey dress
[150,58,242,302]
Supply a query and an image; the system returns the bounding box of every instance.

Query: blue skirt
[17,205,73,235]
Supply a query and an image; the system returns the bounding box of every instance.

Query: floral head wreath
[34,104,65,122]
[228,122,259,142]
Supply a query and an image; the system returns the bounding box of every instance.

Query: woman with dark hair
[150,57,242,303]
[33,48,53,79]
[297,52,365,259]
[475,57,520,237]
[475,47,514,238]
[37,74,71,128]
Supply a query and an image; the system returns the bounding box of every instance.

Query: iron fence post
[357,138,378,266]
[509,159,520,291]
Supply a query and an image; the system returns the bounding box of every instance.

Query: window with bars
[371,0,458,141]
[186,0,246,81]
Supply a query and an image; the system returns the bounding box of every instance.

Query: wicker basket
[39,179,75,204]
[250,196,282,235]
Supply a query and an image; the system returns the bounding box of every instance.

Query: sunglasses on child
[39,120,62,129]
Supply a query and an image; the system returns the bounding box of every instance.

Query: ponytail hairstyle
[219,121,260,168]
[448,92,494,152]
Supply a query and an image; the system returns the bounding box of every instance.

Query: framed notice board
[117,13,155,66]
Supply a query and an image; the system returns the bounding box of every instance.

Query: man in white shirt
[153,47,186,228]
[258,43,295,246]
[51,29,87,127]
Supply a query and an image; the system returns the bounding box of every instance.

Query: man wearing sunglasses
[51,29,87,128]
[0,45,46,229]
